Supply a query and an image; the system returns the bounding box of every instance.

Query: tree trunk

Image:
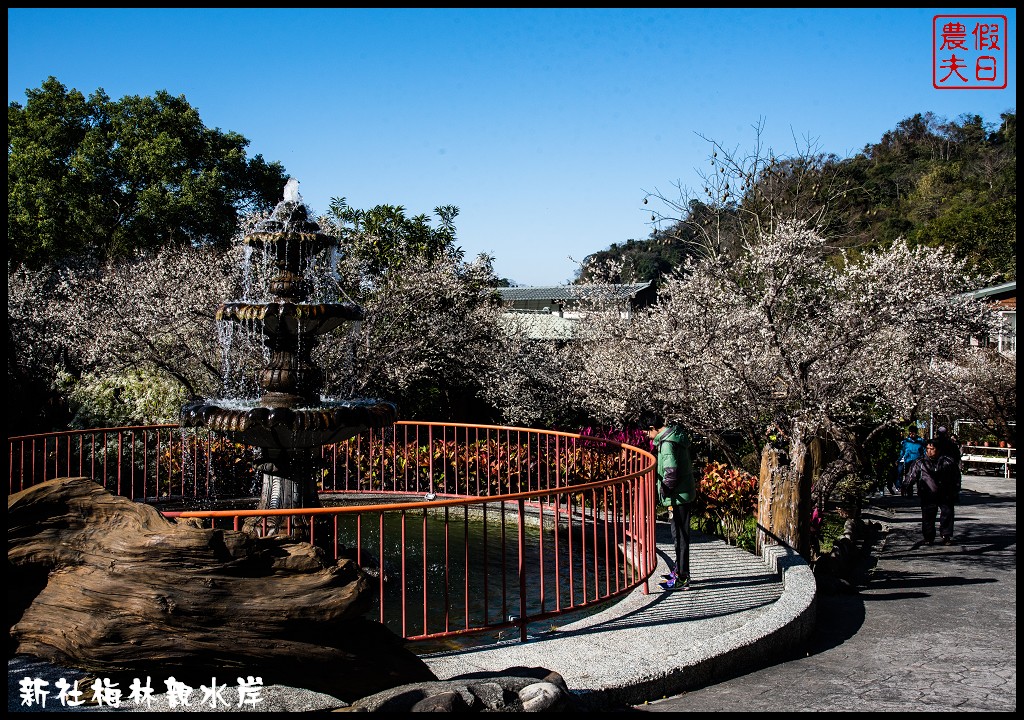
[755,437,813,558]
[7,477,436,701]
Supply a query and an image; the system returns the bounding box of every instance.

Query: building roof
[497,282,652,303]
[964,280,1016,302]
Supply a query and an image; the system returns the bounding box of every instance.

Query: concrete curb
[574,543,817,709]
[423,527,817,710]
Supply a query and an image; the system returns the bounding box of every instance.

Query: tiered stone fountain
[182,180,396,535]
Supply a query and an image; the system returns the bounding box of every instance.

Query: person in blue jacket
[895,425,926,496]
[644,413,697,591]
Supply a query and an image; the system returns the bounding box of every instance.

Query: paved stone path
[636,474,1016,712]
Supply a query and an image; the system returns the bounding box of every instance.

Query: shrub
[324,432,635,499]
[815,511,848,555]
[693,461,759,548]
[158,433,258,499]
[62,368,188,428]
[578,425,653,452]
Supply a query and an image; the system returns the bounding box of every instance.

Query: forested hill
[577,111,1016,286]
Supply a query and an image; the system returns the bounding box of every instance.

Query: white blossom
[572,221,1001,503]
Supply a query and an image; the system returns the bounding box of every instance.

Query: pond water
[330,503,624,652]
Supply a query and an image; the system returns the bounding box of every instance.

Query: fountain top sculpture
[283,176,300,203]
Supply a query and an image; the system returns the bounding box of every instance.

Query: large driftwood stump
[7,477,436,701]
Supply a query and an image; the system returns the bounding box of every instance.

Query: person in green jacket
[644,413,697,590]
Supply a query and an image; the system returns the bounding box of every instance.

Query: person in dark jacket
[933,425,963,496]
[905,439,960,545]
[644,414,697,590]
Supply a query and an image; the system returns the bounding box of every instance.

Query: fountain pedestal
[250,449,321,537]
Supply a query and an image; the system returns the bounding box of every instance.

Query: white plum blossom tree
[924,346,1017,443]
[9,243,509,427]
[314,249,505,420]
[8,246,239,427]
[642,121,865,261]
[478,315,587,429]
[574,221,997,555]
[10,173,526,428]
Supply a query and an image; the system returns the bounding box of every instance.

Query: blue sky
[8,8,1017,285]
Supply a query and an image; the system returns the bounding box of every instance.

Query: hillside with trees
[577,111,1016,286]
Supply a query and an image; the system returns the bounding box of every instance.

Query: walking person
[933,426,962,464]
[895,424,925,495]
[644,413,697,590]
[933,425,963,492]
[905,438,960,545]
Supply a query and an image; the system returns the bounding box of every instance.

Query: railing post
[117,431,123,497]
[517,497,527,642]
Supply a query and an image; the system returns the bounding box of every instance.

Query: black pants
[921,500,955,542]
[669,501,692,579]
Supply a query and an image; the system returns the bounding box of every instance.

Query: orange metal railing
[8,422,656,644]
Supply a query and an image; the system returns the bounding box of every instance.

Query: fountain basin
[182,399,397,449]
[218,301,363,336]
[245,230,336,264]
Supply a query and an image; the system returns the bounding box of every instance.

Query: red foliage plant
[694,461,758,527]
